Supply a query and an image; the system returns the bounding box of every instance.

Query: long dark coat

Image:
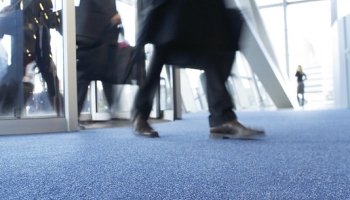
[128,0,243,69]
[137,0,243,54]
[76,0,118,41]
[75,0,121,83]
[123,0,244,83]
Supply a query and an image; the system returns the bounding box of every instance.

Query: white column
[63,0,79,131]
[332,15,350,109]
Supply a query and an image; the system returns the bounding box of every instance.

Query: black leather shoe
[209,120,264,139]
[132,116,159,138]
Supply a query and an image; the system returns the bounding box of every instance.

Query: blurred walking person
[129,0,265,139]
[75,0,122,118]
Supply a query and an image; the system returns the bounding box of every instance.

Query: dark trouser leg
[132,46,165,119]
[0,80,18,114]
[36,59,56,98]
[36,59,61,115]
[297,95,301,106]
[102,82,114,109]
[77,76,90,117]
[204,52,237,127]
[23,82,34,105]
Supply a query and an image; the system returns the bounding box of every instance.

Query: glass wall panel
[116,0,136,46]
[337,0,350,19]
[0,0,64,119]
[255,0,282,7]
[287,1,333,103]
[181,69,201,111]
[259,6,287,74]
[287,1,331,73]
[231,52,261,110]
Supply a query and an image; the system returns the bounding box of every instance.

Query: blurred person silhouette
[35,10,61,115]
[0,0,62,115]
[128,0,265,139]
[295,65,307,106]
[75,0,121,118]
[0,1,29,115]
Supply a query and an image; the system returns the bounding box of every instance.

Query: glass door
[79,81,113,121]
[0,0,64,119]
[0,0,79,134]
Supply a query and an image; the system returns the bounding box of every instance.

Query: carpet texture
[0,109,349,199]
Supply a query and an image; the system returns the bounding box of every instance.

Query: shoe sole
[209,132,265,140]
[133,131,159,138]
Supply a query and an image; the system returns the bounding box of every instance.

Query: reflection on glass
[0,0,64,119]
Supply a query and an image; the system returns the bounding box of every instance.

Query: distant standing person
[295,65,307,106]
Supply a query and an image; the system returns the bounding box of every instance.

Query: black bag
[76,26,135,84]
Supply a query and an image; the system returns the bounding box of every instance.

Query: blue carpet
[0,109,349,199]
